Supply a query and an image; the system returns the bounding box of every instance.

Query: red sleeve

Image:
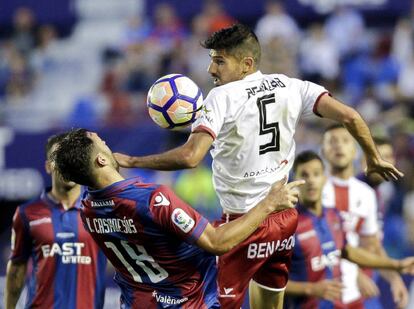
[149,185,208,244]
[10,207,31,262]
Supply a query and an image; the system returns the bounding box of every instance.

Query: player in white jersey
[322,124,408,308]
[115,24,403,309]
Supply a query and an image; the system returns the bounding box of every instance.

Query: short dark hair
[293,150,324,173]
[202,23,261,65]
[45,133,68,159]
[323,123,345,135]
[53,128,95,186]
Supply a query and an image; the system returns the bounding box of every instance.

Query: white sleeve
[359,189,379,236]
[191,88,227,139]
[292,78,329,117]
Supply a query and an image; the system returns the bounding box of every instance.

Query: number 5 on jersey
[257,94,280,155]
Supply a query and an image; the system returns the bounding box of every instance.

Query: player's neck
[305,200,323,217]
[49,185,81,210]
[94,169,125,190]
[330,164,354,180]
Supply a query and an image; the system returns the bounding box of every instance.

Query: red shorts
[216,208,298,308]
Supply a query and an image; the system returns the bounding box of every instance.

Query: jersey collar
[242,70,263,81]
[87,177,141,199]
[41,187,81,210]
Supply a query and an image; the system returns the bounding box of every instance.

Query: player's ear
[96,153,109,167]
[242,56,254,73]
[45,160,52,174]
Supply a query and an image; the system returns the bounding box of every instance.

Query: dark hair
[45,132,68,159]
[373,136,391,147]
[293,150,324,173]
[323,123,345,135]
[201,23,261,65]
[53,128,95,186]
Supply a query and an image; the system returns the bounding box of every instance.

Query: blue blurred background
[1,0,414,307]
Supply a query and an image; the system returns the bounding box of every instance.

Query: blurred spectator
[196,0,236,35]
[324,5,365,60]
[121,15,152,49]
[299,23,339,84]
[255,0,300,50]
[260,36,298,77]
[342,35,399,107]
[11,7,37,57]
[392,17,413,66]
[30,25,58,75]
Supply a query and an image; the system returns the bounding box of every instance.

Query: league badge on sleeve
[171,208,195,233]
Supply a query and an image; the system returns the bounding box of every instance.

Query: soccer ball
[147,74,204,130]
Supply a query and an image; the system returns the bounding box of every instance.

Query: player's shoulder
[18,196,46,213]
[350,177,376,195]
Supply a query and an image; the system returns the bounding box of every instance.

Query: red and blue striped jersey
[10,189,107,309]
[81,177,219,309]
[287,205,346,309]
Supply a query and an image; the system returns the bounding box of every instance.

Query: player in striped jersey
[322,124,408,308]
[52,128,304,309]
[5,133,107,309]
[285,151,414,309]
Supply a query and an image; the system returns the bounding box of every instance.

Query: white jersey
[322,176,379,304]
[192,71,327,213]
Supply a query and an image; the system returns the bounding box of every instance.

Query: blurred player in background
[357,136,408,308]
[285,150,414,309]
[322,124,408,308]
[114,24,403,308]
[4,133,107,309]
[53,128,304,309]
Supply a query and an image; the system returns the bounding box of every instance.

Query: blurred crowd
[0,0,414,258]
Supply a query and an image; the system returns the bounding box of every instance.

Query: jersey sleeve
[359,188,379,236]
[149,185,209,244]
[10,207,32,263]
[293,78,329,118]
[191,88,227,140]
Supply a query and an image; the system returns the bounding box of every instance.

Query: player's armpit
[5,260,27,309]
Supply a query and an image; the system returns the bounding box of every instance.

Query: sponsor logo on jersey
[29,217,52,227]
[243,160,288,178]
[41,242,92,264]
[297,230,316,241]
[310,249,341,272]
[152,291,188,305]
[245,77,286,99]
[153,192,170,207]
[91,199,115,207]
[220,287,236,298]
[56,232,75,239]
[171,208,195,233]
[247,236,295,259]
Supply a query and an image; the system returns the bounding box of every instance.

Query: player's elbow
[180,149,201,169]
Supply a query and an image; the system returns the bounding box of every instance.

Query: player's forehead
[325,127,352,140]
[209,49,231,59]
[297,159,324,174]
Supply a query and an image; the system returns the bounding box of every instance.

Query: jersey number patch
[105,240,168,283]
[257,94,280,155]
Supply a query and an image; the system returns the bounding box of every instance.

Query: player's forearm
[126,149,196,170]
[5,261,27,309]
[344,245,400,271]
[341,111,381,161]
[208,201,275,255]
[286,281,316,297]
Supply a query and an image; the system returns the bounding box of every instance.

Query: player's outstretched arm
[196,178,305,255]
[316,94,403,181]
[5,260,27,309]
[114,131,213,170]
[286,280,343,302]
[343,245,414,274]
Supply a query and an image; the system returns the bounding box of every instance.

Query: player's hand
[114,153,134,168]
[397,257,414,274]
[357,271,379,298]
[266,176,305,211]
[311,279,343,302]
[366,157,404,181]
[389,275,409,309]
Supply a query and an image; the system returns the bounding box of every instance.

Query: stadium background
[0,0,414,307]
